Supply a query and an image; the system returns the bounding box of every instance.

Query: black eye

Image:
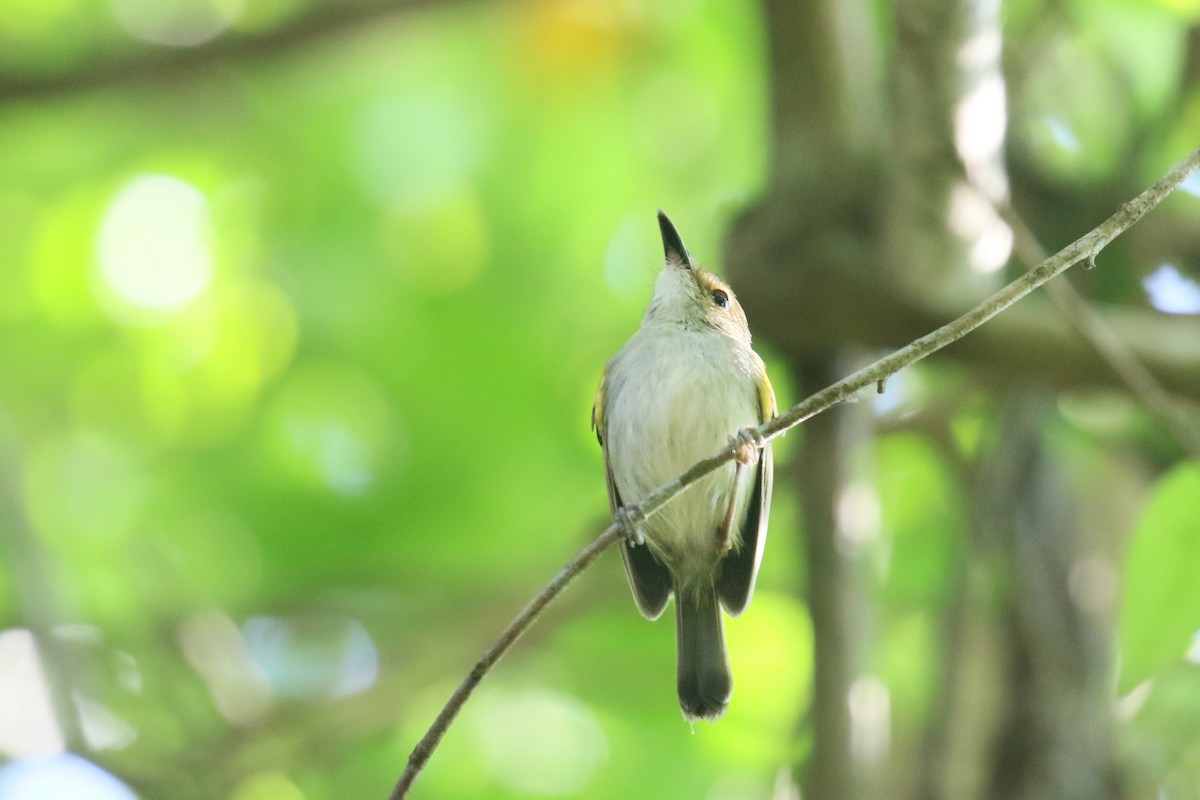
[711,289,729,309]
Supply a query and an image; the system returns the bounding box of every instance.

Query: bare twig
[387,524,624,800]
[756,147,1200,445]
[0,0,445,102]
[389,144,1200,799]
[1000,206,1200,459]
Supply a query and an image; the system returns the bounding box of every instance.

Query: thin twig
[999,206,1200,459]
[0,0,445,102]
[389,144,1200,799]
[387,524,624,800]
[756,146,1200,448]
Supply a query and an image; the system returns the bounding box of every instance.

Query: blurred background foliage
[0,0,1197,799]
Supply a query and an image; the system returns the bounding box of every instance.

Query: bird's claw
[616,506,644,546]
[730,427,765,467]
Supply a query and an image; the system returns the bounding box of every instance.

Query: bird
[592,210,775,721]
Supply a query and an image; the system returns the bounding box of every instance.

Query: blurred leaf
[1018,34,1132,184]
[1074,0,1186,119]
[1118,462,1200,691]
[1121,664,1200,796]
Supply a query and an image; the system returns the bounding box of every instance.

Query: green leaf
[1118,462,1200,691]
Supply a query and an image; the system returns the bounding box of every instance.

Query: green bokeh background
[1,0,1199,798]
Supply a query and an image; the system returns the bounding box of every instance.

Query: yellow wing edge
[757,363,778,423]
[591,374,606,445]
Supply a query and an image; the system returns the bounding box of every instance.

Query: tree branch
[730,155,1200,402]
[758,146,1200,442]
[387,143,1200,799]
[1000,205,1200,459]
[0,0,444,102]
[387,523,623,800]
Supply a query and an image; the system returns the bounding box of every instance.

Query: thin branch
[388,144,1200,799]
[388,524,624,800]
[756,146,1200,445]
[1000,205,1200,459]
[0,0,445,102]
[728,211,1200,401]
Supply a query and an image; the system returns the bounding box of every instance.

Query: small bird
[592,211,775,721]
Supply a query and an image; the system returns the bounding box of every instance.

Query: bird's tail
[675,587,732,720]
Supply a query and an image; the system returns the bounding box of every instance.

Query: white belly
[604,327,759,582]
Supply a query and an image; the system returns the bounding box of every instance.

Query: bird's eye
[711,289,729,309]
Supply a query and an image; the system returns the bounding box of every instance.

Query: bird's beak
[657,210,692,270]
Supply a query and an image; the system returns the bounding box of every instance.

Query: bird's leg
[716,459,746,551]
[715,428,764,550]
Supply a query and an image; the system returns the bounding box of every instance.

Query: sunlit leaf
[1118,463,1200,691]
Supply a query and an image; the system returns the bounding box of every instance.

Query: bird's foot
[615,506,645,546]
[729,427,765,467]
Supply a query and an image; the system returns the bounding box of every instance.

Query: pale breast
[604,326,759,578]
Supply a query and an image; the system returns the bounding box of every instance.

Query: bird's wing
[717,369,776,616]
[594,373,673,620]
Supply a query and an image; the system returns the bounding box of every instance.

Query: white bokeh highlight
[1144,263,1200,315]
[109,0,245,47]
[97,175,214,317]
[0,630,64,760]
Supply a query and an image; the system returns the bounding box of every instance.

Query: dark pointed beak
[657,210,692,269]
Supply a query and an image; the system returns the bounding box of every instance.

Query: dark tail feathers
[675,588,731,720]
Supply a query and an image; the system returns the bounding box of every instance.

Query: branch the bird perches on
[388,144,1200,800]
